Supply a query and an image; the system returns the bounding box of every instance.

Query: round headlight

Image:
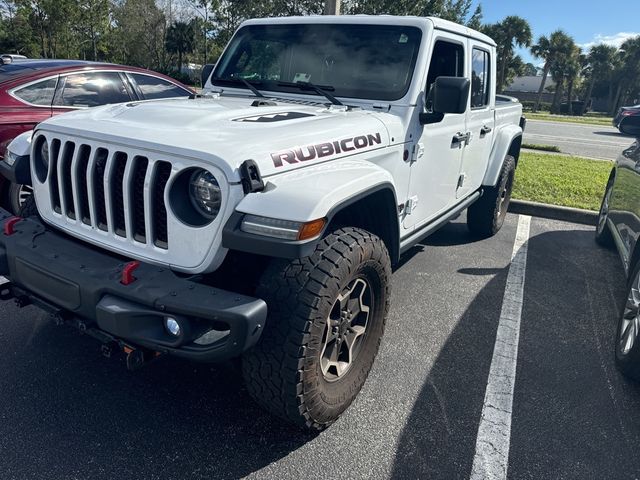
[189,170,221,219]
[40,140,49,170]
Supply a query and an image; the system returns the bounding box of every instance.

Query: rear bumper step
[0,210,267,362]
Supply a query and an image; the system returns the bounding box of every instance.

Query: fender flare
[222,158,400,261]
[482,124,522,187]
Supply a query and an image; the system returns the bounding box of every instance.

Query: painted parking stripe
[470,214,531,480]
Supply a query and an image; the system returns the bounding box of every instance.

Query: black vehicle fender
[222,183,400,265]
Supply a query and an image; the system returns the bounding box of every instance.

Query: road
[523,119,633,160]
[1,213,639,479]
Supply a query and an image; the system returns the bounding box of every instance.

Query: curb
[508,199,598,226]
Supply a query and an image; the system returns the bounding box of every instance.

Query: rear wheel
[467,155,515,237]
[595,173,615,248]
[242,227,391,430]
[615,263,640,381]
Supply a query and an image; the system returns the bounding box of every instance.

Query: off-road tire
[595,172,615,248]
[18,195,38,218]
[615,262,640,381]
[467,155,516,237]
[242,227,391,430]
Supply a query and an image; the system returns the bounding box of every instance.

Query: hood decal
[271,132,383,168]
[234,112,315,123]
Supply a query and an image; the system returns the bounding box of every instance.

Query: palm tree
[563,47,583,115]
[611,36,640,114]
[165,20,196,73]
[485,16,532,92]
[580,44,617,115]
[530,30,574,112]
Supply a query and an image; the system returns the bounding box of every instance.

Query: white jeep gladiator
[0,16,524,430]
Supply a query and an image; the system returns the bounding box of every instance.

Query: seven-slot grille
[44,138,172,249]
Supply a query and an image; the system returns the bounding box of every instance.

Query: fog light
[164,316,181,336]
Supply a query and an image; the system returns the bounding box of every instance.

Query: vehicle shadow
[593,131,632,138]
[0,312,313,480]
[389,228,640,479]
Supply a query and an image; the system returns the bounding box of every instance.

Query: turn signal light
[298,218,326,240]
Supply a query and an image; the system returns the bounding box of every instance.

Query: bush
[521,101,551,112]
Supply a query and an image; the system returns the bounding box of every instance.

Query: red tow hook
[3,216,22,236]
[120,260,141,285]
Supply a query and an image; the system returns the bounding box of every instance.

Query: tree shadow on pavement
[390,228,640,479]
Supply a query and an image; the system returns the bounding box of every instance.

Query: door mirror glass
[201,64,215,87]
[432,76,470,114]
[620,116,640,137]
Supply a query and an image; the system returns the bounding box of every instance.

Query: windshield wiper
[239,78,265,98]
[277,81,343,106]
[215,77,265,98]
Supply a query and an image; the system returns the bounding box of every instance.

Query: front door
[404,37,468,231]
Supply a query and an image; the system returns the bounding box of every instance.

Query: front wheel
[9,183,33,215]
[242,227,391,430]
[616,263,640,381]
[467,155,515,237]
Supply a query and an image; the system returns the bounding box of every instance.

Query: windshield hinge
[240,160,265,194]
[372,103,391,111]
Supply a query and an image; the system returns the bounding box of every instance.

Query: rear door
[456,42,495,199]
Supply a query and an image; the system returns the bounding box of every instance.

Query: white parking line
[470,214,531,480]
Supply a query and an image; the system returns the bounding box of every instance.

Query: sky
[477,0,640,67]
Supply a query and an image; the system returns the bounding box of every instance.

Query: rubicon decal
[271,133,383,168]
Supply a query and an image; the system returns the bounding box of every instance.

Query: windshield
[212,24,422,102]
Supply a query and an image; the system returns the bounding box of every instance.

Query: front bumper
[0,210,267,362]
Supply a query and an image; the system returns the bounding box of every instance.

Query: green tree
[610,36,640,113]
[70,0,110,60]
[110,0,168,70]
[530,30,575,112]
[166,20,196,72]
[580,44,617,115]
[483,16,531,93]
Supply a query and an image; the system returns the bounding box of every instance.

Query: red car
[0,59,193,211]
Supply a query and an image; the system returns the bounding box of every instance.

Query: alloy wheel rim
[320,277,371,381]
[18,185,33,207]
[597,186,612,234]
[621,272,640,355]
[498,172,514,220]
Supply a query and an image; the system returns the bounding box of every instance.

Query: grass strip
[522,143,561,153]
[513,151,612,211]
[525,112,613,127]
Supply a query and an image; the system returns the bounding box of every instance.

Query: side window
[54,72,130,108]
[129,73,190,100]
[471,48,490,108]
[425,40,465,111]
[13,78,57,106]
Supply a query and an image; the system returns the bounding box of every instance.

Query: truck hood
[37,96,394,181]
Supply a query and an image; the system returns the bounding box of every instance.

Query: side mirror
[433,76,470,114]
[620,115,640,137]
[420,76,470,125]
[201,64,215,87]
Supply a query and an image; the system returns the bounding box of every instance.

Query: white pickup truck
[0,16,524,430]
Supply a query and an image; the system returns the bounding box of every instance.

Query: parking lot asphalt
[524,120,632,160]
[1,213,639,480]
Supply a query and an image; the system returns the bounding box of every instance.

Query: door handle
[480,125,493,136]
[452,132,470,147]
